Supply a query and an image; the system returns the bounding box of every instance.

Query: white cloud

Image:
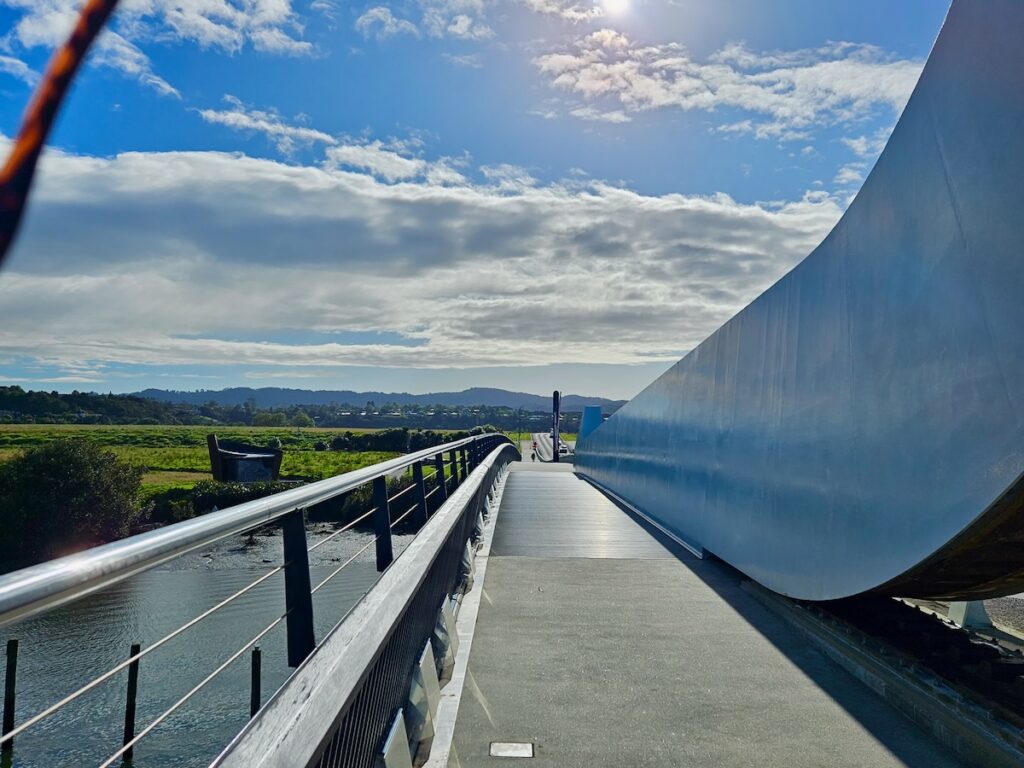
[198,96,336,153]
[446,14,493,40]
[310,0,337,19]
[355,6,420,39]
[196,99,468,184]
[834,163,865,186]
[419,0,491,40]
[570,106,631,123]
[0,0,312,95]
[522,0,603,22]
[841,135,871,157]
[248,27,313,56]
[442,52,482,68]
[841,127,891,158]
[534,32,923,141]
[92,29,181,97]
[325,141,426,181]
[323,138,468,185]
[1,138,844,377]
[0,54,38,84]
[356,0,493,43]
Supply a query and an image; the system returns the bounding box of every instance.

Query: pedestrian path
[448,461,961,767]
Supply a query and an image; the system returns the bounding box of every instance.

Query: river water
[0,525,411,768]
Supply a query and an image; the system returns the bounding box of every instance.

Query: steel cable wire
[0,562,283,746]
[306,506,377,554]
[97,491,432,765]
[309,501,417,598]
[97,610,289,768]
[0,446,470,743]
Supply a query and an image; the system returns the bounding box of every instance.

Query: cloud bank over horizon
[2,135,842,395]
[0,0,944,397]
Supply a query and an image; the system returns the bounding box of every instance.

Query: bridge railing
[0,432,518,767]
[214,441,518,768]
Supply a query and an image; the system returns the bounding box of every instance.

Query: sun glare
[602,0,629,17]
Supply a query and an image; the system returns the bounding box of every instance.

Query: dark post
[122,643,141,763]
[450,450,461,484]
[460,447,469,478]
[249,646,262,718]
[372,476,394,571]
[412,462,429,526]
[2,639,16,760]
[434,453,448,504]
[206,433,225,481]
[552,390,561,463]
[281,509,315,667]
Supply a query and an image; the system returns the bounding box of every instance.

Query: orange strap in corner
[0,0,121,267]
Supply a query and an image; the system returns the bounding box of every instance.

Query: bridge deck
[447,461,961,767]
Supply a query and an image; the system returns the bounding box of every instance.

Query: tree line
[0,386,579,431]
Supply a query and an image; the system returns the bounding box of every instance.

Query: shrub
[190,480,303,515]
[0,439,146,570]
[265,437,283,449]
[314,440,328,452]
[253,412,287,427]
[290,411,314,428]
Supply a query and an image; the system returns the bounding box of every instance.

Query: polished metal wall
[575,0,1024,601]
[578,406,603,441]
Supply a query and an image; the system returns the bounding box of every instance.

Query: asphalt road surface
[530,432,575,463]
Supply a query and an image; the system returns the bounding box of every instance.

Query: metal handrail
[213,442,518,768]
[0,432,510,629]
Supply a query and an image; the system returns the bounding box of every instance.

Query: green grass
[512,431,578,443]
[104,446,397,479]
[142,470,210,486]
[0,424,380,450]
[0,425,403,501]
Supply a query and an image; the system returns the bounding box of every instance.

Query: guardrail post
[250,646,262,718]
[2,639,16,761]
[460,448,469,479]
[122,642,141,763]
[412,462,429,526]
[450,450,461,485]
[373,476,394,571]
[282,509,315,667]
[433,452,448,505]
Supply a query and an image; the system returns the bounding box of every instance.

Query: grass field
[0,424,379,450]
[0,425,402,498]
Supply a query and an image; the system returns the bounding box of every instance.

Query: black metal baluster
[282,509,315,667]
[434,453,447,504]
[412,462,429,526]
[372,477,394,572]
[121,643,141,764]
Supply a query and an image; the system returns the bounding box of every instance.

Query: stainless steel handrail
[0,432,510,628]
[212,443,518,768]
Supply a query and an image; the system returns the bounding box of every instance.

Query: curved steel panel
[579,406,604,441]
[575,0,1024,601]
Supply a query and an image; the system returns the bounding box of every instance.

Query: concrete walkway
[448,462,961,767]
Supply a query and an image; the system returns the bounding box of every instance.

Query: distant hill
[135,387,626,412]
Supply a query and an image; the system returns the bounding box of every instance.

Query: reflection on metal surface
[377,710,413,768]
[578,407,604,441]
[576,0,1024,601]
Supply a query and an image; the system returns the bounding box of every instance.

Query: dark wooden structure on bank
[206,434,283,482]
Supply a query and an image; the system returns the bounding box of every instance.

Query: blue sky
[0,0,948,399]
